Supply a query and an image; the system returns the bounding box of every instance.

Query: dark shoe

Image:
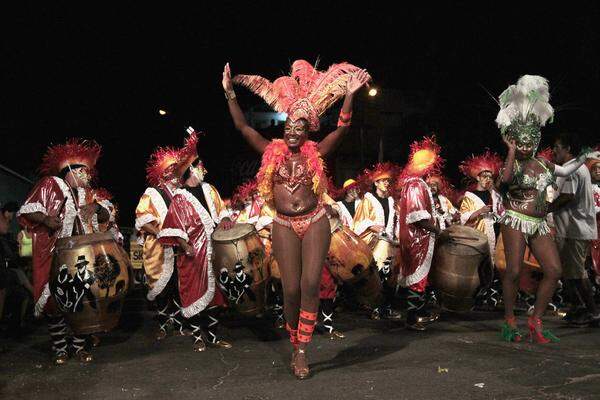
[155,328,168,341]
[417,311,440,324]
[207,340,232,349]
[53,352,69,366]
[406,321,427,331]
[381,307,402,321]
[324,330,345,340]
[193,338,207,352]
[76,350,94,363]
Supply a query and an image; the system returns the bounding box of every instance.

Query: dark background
[2,3,599,226]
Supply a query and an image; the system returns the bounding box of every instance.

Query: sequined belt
[273,205,327,239]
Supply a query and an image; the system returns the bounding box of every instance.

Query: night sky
[3,4,599,226]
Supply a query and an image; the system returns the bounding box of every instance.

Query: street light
[368,88,378,97]
[158,109,167,116]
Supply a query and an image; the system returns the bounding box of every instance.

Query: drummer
[425,174,459,230]
[354,163,402,320]
[332,178,362,229]
[135,142,185,341]
[17,139,110,365]
[395,137,449,331]
[158,131,234,352]
[458,151,505,265]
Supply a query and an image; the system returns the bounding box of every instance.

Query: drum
[495,234,542,295]
[430,225,489,311]
[50,232,131,335]
[327,217,373,283]
[372,234,398,272]
[211,223,269,316]
[353,266,384,309]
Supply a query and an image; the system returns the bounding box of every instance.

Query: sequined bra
[273,158,314,195]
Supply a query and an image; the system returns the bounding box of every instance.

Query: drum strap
[185,186,211,217]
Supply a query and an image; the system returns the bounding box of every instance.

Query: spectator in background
[1,201,33,336]
[550,133,599,327]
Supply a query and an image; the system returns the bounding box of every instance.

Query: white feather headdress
[495,75,554,149]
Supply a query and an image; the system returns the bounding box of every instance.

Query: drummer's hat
[175,128,207,181]
[402,136,443,179]
[40,139,102,178]
[342,179,358,191]
[459,150,503,180]
[146,145,181,187]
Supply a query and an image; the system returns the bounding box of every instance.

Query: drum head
[212,223,255,242]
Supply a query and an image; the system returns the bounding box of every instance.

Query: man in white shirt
[551,133,599,326]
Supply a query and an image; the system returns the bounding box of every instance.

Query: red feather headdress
[367,162,401,183]
[459,150,503,179]
[146,146,180,187]
[174,130,202,179]
[231,179,258,211]
[40,139,101,177]
[401,136,444,180]
[233,59,369,132]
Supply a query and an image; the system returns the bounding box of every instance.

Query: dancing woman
[223,60,369,378]
[496,75,598,343]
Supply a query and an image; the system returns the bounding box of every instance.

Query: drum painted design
[430,225,489,311]
[327,217,373,283]
[51,232,131,335]
[212,223,269,316]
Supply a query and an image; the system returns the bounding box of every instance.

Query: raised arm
[499,136,517,185]
[222,63,269,154]
[318,69,371,158]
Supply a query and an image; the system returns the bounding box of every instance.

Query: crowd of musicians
[5,61,600,379]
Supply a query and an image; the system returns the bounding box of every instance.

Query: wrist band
[224,90,236,100]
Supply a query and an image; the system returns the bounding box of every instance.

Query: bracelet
[337,118,351,127]
[339,110,352,121]
[224,90,236,100]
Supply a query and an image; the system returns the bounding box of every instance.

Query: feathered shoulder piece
[233,60,368,132]
[495,75,554,149]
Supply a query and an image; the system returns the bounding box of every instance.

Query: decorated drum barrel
[50,232,131,335]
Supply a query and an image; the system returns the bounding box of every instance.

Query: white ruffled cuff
[157,228,189,242]
[17,202,47,217]
[406,210,431,224]
[135,214,157,231]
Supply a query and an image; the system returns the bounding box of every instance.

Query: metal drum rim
[211,223,257,243]
[55,232,115,249]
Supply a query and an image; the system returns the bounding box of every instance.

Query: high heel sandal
[293,349,310,380]
[500,316,522,342]
[527,316,559,344]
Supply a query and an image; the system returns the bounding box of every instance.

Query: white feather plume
[495,75,554,129]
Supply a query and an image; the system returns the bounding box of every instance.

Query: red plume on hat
[367,162,400,183]
[174,129,201,180]
[459,150,503,180]
[39,138,101,177]
[233,59,370,132]
[401,136,444,180]
[145,146,180,187]
[231,179,258,211]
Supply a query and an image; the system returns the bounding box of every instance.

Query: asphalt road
[1,292,600,400]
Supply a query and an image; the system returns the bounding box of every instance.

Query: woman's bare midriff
[273,184,319,216]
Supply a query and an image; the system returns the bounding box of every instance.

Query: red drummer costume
[135,143,183,340]
[17,139,110,364]
[158,131,233,352]
[395,137,444,331]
